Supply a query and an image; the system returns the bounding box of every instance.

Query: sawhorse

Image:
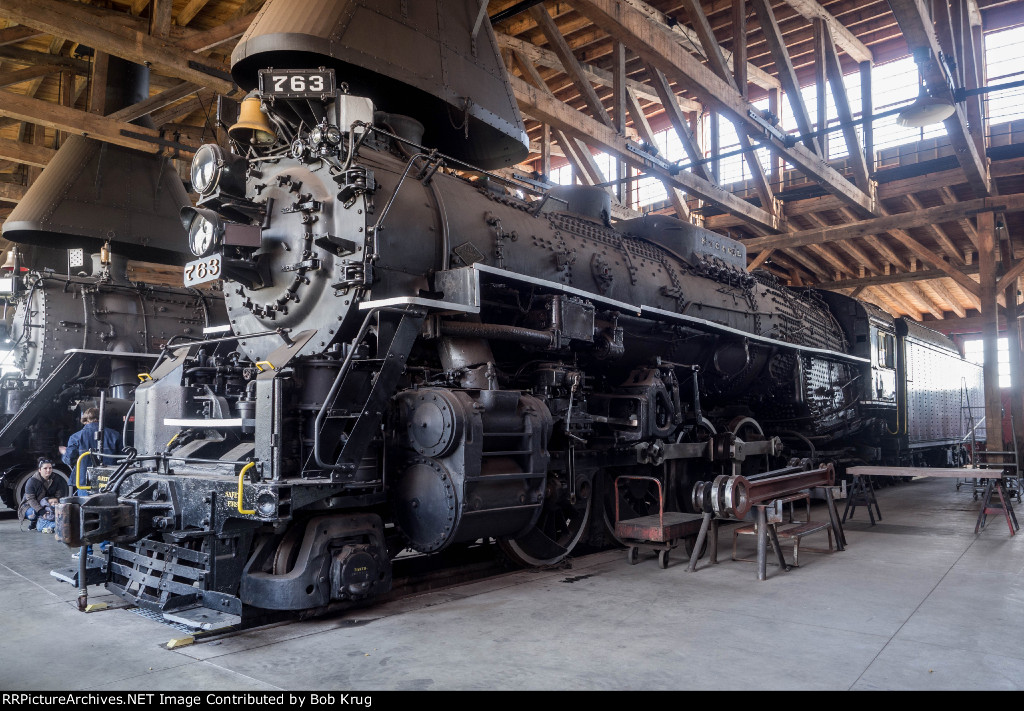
[975,478,1021,536]
[842,474,882,525]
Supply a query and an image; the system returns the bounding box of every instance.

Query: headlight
[190,144,248,197]
[310,127,324,145]
[191,144,221,195]
[325,126,342,145]
[180,206,224,257]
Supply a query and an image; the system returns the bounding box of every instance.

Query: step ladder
[973,434,1021,535]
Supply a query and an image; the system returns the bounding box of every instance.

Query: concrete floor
[2,477,1023,690]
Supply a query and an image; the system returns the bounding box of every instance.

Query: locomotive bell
[229,96,277,146]
[230,0,529,169]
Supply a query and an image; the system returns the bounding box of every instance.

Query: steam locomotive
[0,249,225,510]
[55,0,982,628]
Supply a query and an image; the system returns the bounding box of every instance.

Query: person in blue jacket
[61,406,122,494]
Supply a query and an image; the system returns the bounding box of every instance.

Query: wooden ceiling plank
[0,181,27,204]
[888,226,981,297]
[571,0,874,219]
[0,0,236,96]
[879,283,924,319]
[178,12,258,52]
[938,186,980,249]
[928,278,968,318]
[0,25,42,47]
[902,281,946,319]
[511,72,780,231]
[150,88,216,127]
[529,4,612,127]
[902,194,964,262]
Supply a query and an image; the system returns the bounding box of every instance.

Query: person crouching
[19,458,67,532]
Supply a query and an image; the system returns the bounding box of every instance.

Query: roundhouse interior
[0,0,1023,693]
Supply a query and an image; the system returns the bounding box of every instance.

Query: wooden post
[860,61,873,177]
[710,112,720,184]
[980,211,1005,450]
[1001,219,1024,455]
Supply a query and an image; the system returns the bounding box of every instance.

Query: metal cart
[613,475,705,569]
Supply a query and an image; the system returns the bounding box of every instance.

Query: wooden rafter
[818,19,871,190]
[511,71,780,231]
[887,0,990,197]
[571,0,874,218]
[781,0,873,63]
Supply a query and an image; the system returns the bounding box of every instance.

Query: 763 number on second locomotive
[183,254,221,287]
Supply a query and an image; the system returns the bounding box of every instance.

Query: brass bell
[1,248,19,272]
[229,96,276,146]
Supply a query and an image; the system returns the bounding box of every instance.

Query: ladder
[313,305,427,479]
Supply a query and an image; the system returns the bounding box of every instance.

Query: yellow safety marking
[138,373,153,382]
[254,360,275,373]
[166,433,180,449]
[236,461,256,515]
[84,603,108,613]
[166,636,195,649]
[75,451,93,491]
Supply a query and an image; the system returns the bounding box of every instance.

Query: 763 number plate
[259,68,336,99]
[183,255,222,287]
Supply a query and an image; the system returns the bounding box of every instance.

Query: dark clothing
[62,421,122,491]
[23,471,68,512]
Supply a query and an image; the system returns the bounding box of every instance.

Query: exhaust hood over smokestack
[3,57,194,266]
[230,0,530,169]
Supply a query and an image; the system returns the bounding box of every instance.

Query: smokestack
[2,57,193,266]
[231,0,529,169]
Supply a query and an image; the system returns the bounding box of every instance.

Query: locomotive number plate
[183,254,222,287]
[259,68,336,99]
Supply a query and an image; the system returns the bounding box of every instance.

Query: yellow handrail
[75,450,93,491]
[254,361,275,373]
[166,433,180,449]
[236,461,256,515]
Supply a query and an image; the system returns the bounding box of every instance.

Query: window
[963,338,1011,388]
[985,26,1024,126]
[877,332,896,369]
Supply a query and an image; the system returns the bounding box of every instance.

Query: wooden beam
[510,72,780,232]
[150,89,216,127]
[743,194,1024,252]
[646,66,713,183]
[0,65,64,89]
[819,20,871,190]
[496,32,700,111]
[619,0,779,91]
[625,87,689,219]
[781,0,873,63]
[751,0,819,154]
[178,12,257,52]
[0,0,236,96]
[0,25,42,46]
[0,181,27,204]
[571,0,875,218]
[902,281,945,319]
[0,89,197,157]
[0,136,56,168]
[817,265,978,290]
[529,4,612,127]
[176,0,213,27]
[149,0,173,38]
[107,81,200,122]
[887,0,990,197]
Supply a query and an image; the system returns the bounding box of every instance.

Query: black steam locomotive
[56,0,981,628]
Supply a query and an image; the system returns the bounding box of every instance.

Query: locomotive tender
[56,0,981,628]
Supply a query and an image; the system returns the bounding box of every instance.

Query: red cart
[614,475,706,568]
